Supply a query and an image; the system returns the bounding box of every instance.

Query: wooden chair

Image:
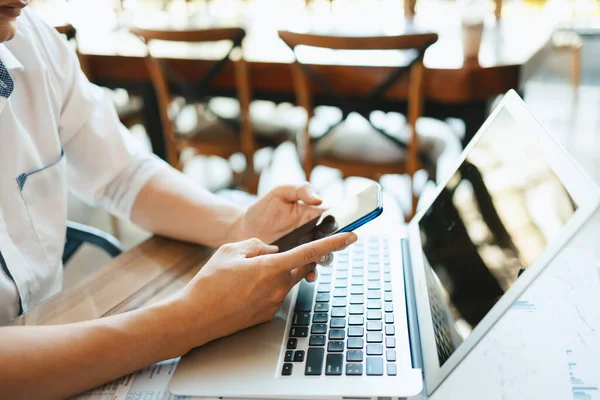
[278,31,439,217]
[130,27,264,192]
[552,30,583,100]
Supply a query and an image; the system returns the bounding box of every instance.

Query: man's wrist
[226,212,249,244]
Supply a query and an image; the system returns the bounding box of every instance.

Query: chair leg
[572,45,581,102]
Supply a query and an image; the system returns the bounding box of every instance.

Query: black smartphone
[272,182,383,252]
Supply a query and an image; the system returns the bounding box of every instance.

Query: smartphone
[272,182,383,252]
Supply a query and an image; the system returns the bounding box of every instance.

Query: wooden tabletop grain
[11,237,212,326]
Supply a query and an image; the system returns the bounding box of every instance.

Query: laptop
[169,90,600,398]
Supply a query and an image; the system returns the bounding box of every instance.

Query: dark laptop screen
[418,108,577,366]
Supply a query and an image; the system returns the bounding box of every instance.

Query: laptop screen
[418,107,577,366]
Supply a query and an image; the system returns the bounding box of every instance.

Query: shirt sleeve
[29,12,169,220]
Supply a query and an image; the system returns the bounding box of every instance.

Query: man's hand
[177,232,357,349]
[231,183,325,245]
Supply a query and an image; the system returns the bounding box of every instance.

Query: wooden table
[34,0,561,158]
[9,237,211,327]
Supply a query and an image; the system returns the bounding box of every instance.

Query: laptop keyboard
[281,235,398,377]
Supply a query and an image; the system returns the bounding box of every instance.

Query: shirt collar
[0,43,24,71]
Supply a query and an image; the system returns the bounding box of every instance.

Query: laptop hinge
[402,239,424,379]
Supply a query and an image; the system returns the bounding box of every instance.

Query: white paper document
[430,247,600,400]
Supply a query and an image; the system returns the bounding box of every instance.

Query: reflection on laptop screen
[418,107,577,366]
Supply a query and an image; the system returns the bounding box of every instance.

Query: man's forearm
[131,168,245,247]
[0,299,198,399]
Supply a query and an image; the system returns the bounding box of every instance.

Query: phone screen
[272,183,382,252]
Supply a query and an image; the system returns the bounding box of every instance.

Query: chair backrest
[130,27,249,170]
[63,221,123,265]
[278,31,438,180]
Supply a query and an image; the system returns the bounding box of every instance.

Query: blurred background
[28,0,599,287]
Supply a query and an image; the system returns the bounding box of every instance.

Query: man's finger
[236,238,279,258]
[317,253,333,266]
[297,205,327,227]
[290,263,317,284]
[276,232,357,270]
[295,183,323,206]
[274,183,322,206]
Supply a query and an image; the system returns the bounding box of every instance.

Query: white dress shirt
[0,10,166,325]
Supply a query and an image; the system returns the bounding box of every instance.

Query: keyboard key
[294,280,315,312]
[337,271,349,279]
[305,348,325,375]
[348,327,364,337]
[367,300,382,309]
[366,357,384,376]
[325,354,343,375]
[350,285,364,295]
[332,297,347,307]
[367,344,384,355]
[320,267,333,276]
[294,350,306,362]
[282,363,293,376]
[336,262,348,271]
[367,290,381,299]
[384,303,394,313]
[327,341,344,352]
[290,327,308,337]
[347,338,364,349]
[285,350,294,362]
[368,264,380,272]
[384,292,393,302]
[311,324,327,334]
[385,314,394,324]
[349,305,364,315]
[287,338,298,349]
[319,274,332,284]
[351,277,363,286]
[318,284,331,293]
[367,320,383,331]
[346,350,363,362]
[367,272,380,281]
[367,310,382,320]
[334,279,348,288]
[383,265,391,273]
[386,337,396,348]
[331,307,346,318]
[385,325,395,336]
[329,329,345,340]
[349,315,364,326]
[314,302,329,312]
[330,318,346,328]
[333,288,347,297]
[367,281,381,290]
[316,293,329,302]
[386,350,397,362]
[309,335,326,346]
[384,282,392,292]
[387,363,397,376]
[367,332,383,343]
[350,295,364,305]
[313,313,328,323]
[383,273,392,282]
[352,269,364,277]
[292,313,311,326]
[346,363,363,376]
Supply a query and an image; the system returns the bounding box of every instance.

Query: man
[0,1,357,398]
